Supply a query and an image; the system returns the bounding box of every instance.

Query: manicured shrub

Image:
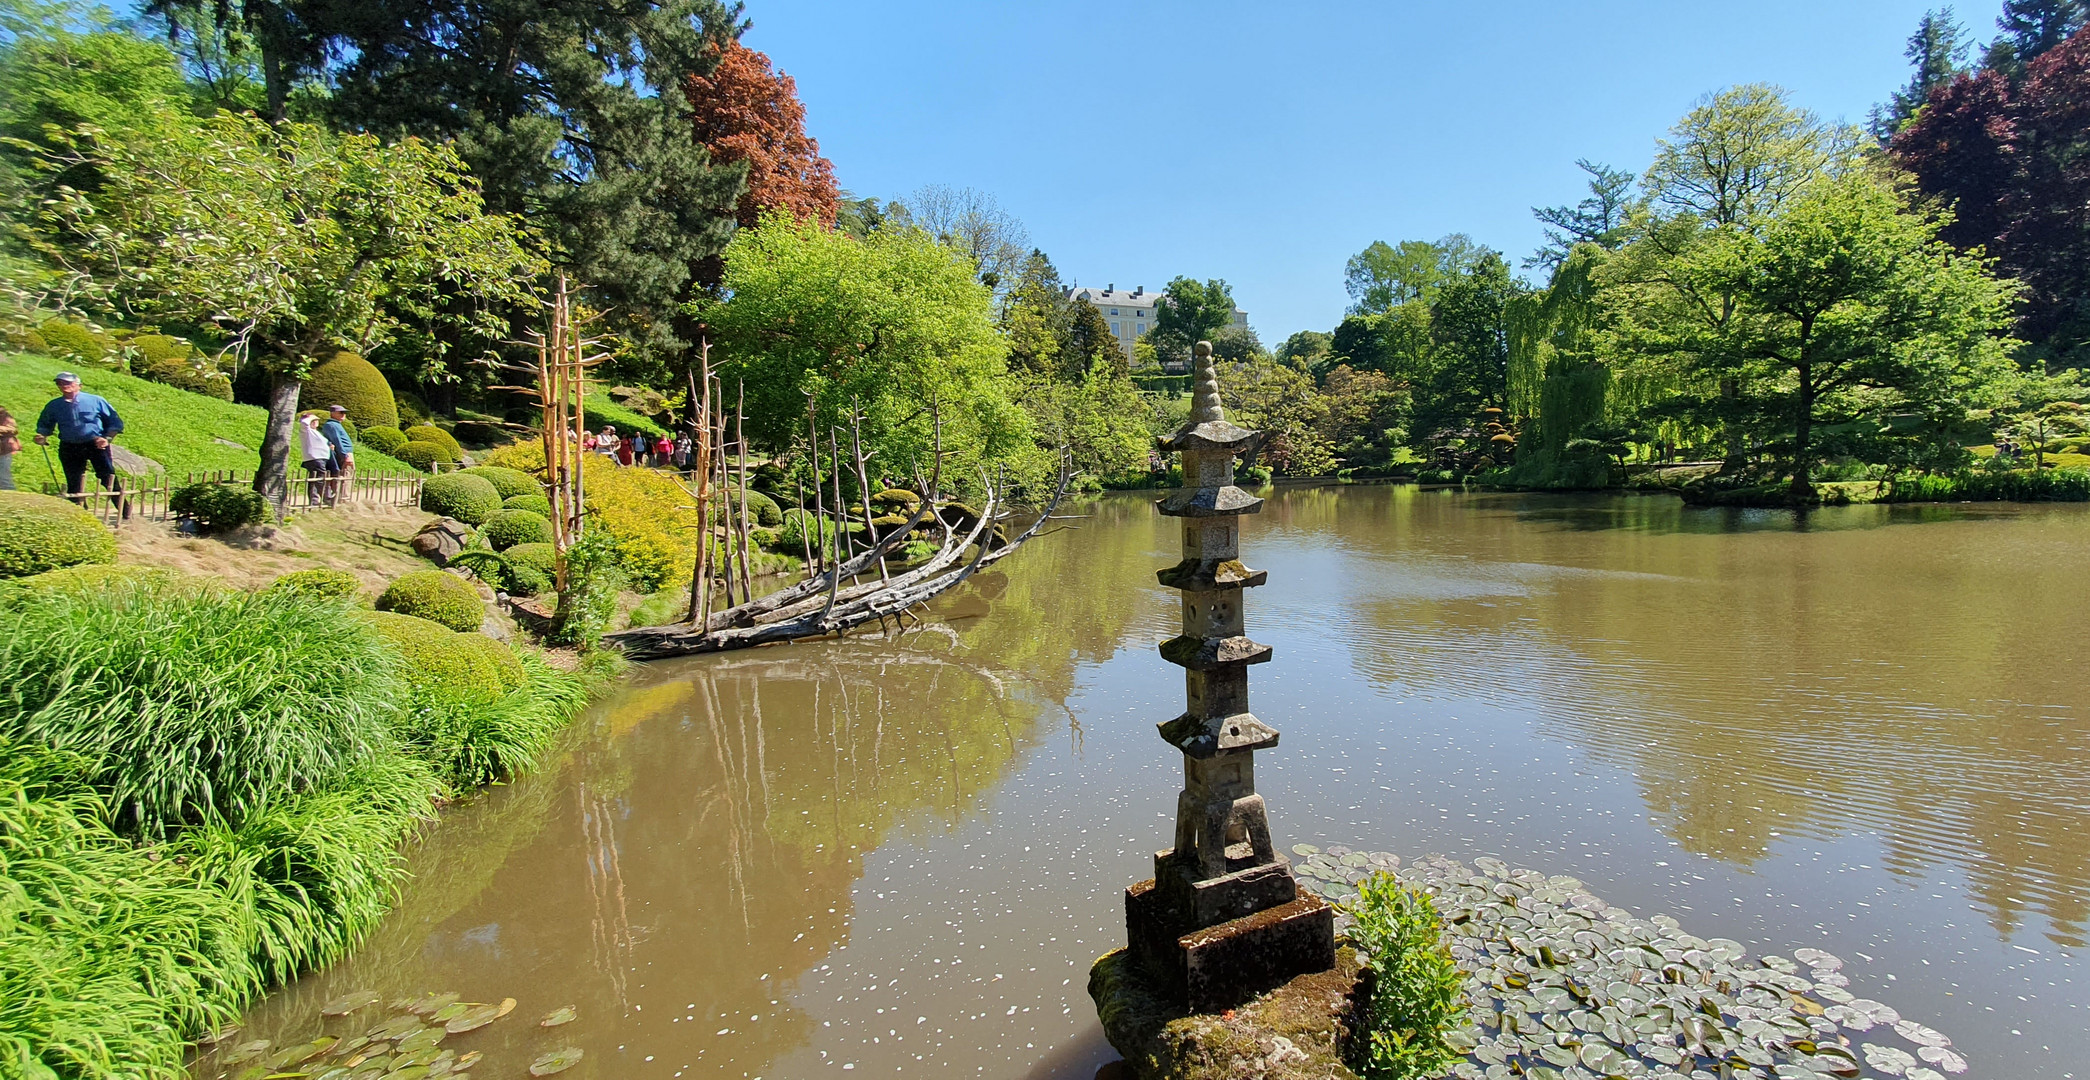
[375,570,485,632]
[459,465,540,499]
[504,541,557,577]
[357,610,502,697]
[871,487,921,511]
[301,350,399,430]
[1,563,184,600]
[418,472,502,525]
[735,486,783,526]
[480,507,553,551]
[502,493,552,516]
[0,580,401,833]
[170,481,271,533]
[404,423,463,459]
[749,525,783,550]
[483,443,692,592]
[394,440,449,472]
[132,334,234,401]
[451,420,505,447]
[267,567,363,601]
[1346,872,1468,1080]
[360,425,409,456]
[0,490,117,578]
[37,318,112,367]
[778,507,850,552]
[453,633,528,692]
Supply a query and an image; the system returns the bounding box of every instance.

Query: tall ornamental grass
[0,581,402,833]
[0,745,256,1080]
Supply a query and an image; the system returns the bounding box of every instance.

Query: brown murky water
[202,487,2089,1079]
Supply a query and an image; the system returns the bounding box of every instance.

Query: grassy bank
[0,353,412,490]
[0,570,617,1079]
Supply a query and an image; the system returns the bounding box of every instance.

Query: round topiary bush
[361,425,409,456]
[2,563,185,601]
[357,610,503,698]
[735,487,783,527]
[267,567,363,601]
[302,350,400,430]
[418,472,502,525]
[37,319,111,366]
[479,508,553,551]
[451,632,528,692]
[460,466,540,500]
[375,569,485,632]
[169,482,270,534]
[504,542,557,578]
[871,487,922,512]
[394,442,448,472]
[404,424,463,460]
[501,493,552,517]
[0,490,118,579]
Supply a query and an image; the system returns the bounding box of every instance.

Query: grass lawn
[2,352,411,491]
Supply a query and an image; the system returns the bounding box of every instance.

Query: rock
[109,445,161,474]
[410,518,471,566]
[1090,945,1365,1080]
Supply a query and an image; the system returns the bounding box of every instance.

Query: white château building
[1066,283,1248,369]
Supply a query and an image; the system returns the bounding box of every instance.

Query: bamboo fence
[43,466,426,530]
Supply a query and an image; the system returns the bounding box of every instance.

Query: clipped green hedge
[266,567,363,601]
[504,542,556,578]
[459,465,539,500]
[360,425,409,456]
[452,633,527,692]
[302,351,399,430]
[0,490,118,578]
[480,508,553,551]
[871,488,921,511]
[37,319,115,368]
[169,482,270,533]
[393,441,449,473]
[356,610,505,699]
[374,570,484,632]
[501,493,551,516]
[131,335,232,401]
[403,424,462,460]
[735,487,783,527]
[418,473,501,525]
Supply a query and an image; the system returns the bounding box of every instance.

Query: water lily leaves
[1895,1019,1951,1047]
[382,1066,431,1080]
[395,1026,445,1055]
[1917,1045,1969,1073]
[405,992,460,1016]
[443,1003,505,1034]
[1906,1068,1948,1080]
[452,1051,483,1070]
[529,1047,584,1076]
[494,998,517,1019]
[1537,1043,1578,1067]
[1863,1041,1917,1076]
[1793,948,1843,971]
[224,1039,273,1064]
[1291,843,1319,856]
[268,1037,340,1068]
[323,991,384,1017]
[370,1015,425,1041]
[429,1002,472,1023]
[540,1006,578,1027]
[200,1025,243,1046]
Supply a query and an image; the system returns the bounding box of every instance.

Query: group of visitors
[0,372,127,512]
[582,426,696,471]
[297,405,357,504]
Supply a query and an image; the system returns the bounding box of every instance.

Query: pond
[200,486,2089,1079]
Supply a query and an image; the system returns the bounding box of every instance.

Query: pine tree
[1986,0,2087,76]
[1870,8,1972,140]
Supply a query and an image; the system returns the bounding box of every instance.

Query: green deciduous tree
[1644,84,1847,229]
[699,212,1038,495]
[1148,276,1235,366]
[1665,169,2021,495]
[21,109,543,496]
[1343,235,1479,314]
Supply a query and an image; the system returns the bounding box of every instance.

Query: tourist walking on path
[597,427,619,462]
[615,430,635,467]
[654,433,673,468]
[320,406,355,494]
[34,371,125,513]
[0,406,18,490]
[673,431,692,470]
[298,415,339,505]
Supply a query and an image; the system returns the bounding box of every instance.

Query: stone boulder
[1090,946,1365,1080]
[410,517,471,566]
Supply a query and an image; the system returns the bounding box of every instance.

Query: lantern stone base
[1089,944,1364,1080]
[1125,867,1337,1014]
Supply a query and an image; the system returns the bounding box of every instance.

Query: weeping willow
[1506,247,1616,482]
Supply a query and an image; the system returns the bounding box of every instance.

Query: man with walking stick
[33,371,127,517]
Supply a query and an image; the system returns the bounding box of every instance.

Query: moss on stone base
[1090,946,1366,1080]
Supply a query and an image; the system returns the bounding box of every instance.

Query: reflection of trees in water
[1319,488,2090,948]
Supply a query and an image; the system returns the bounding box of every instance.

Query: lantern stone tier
[1122,341,1336,1014]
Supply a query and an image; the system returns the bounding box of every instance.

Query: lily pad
[1291,844,1319,856]
[223,1040,272,1065]
[1793,948,1842,971]
[323,990,384,1017]
[1894,1019,1951,1048]
[395,1026,445,1055]
[1917,1045,1968,1074]
[443,1003,504,1034]
[529,1047,584,1076]
[539,1006,578,1027]
[405,992,460,1016]
[429,1002,471,1023]
[452,1050,482,1070]
[1863,1041,1917,1076]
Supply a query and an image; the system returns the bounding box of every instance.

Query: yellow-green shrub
[267,567,363,601]
[504,542,556,578]
[459,466,539,499]
[419,472,502,525]
[394,441,449,472]
[502,493,552,516]
[484,443,695,592]
[451,633,528,692]
[404,424,462,459]
[37,319,116,369]
[302,351,399,430]
[356,610,504,698]
[0,491,118,578]
[375,570,484,632]
[480,508,552,551]
[360,425,409,456]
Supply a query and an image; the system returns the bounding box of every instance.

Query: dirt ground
[115,503,438,597]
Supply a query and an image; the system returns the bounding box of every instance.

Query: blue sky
[743,0,2007,343]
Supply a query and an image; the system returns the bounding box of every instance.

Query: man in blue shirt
[34,372,125,510]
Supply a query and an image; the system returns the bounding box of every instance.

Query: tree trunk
[1720,377,1746,473]
[1790,365,1814,499]
[254,370,300,502]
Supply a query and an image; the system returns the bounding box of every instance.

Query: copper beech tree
[685,41,838,234]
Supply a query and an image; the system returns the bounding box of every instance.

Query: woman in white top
[298,414,338,505]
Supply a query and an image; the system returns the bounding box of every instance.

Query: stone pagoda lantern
[1123,340,1335,1013]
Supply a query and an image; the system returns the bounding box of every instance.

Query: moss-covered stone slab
[1090,945,1365,1080]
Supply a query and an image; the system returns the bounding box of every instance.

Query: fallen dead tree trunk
[606,464,1072,660]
